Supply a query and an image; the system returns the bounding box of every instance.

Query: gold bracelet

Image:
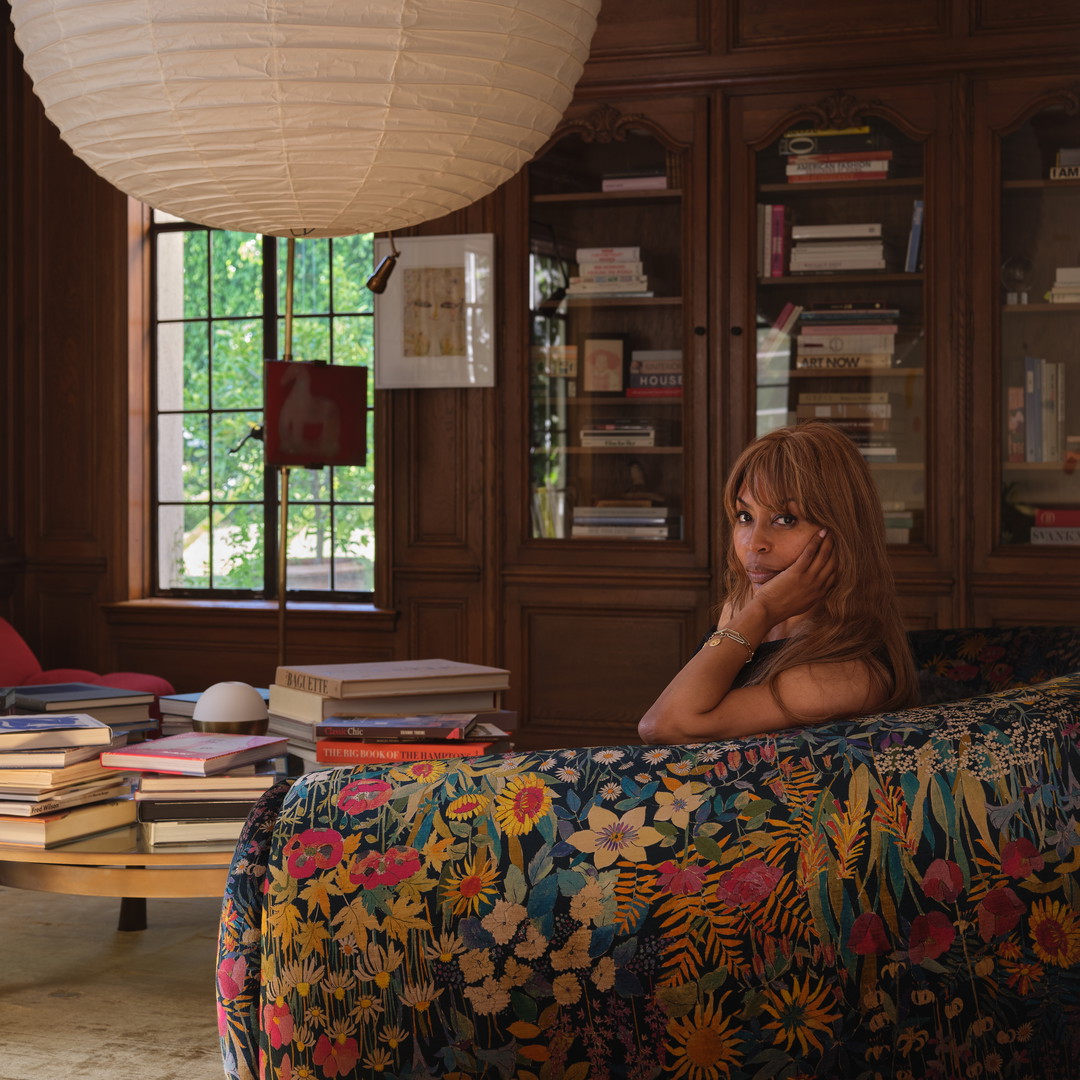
[705,627,755,663]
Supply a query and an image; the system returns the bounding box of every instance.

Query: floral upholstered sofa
[217,626,1080,1080]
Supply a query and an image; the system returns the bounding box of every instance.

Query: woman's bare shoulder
[773,657,884,721]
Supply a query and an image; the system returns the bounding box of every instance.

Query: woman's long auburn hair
[721,420,918,718]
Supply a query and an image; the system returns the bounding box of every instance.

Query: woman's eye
[735,510,752,524]
[776,514,798,527]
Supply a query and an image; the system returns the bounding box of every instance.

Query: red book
[315,739,508,764]
[100,732,288,776]
[1034,507,1080,526]
[787,172,889,184]
[789,150,895,163]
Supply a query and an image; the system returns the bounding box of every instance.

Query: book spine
[276,670,339,696]
[790,224,883,240]
[786,171,888,184]
[761,203,773,279]
[1029,527,1080,544]
[1041,361,1057,463]
[1050,165,1080,179]
[1006,386,1025,463]
[1034,508,1080,526]
[795,354,894,370]
[1024,356,1043,462]
[785,159,891,174]
[789,258,887,270]
[798,334,895,353]
[797,323,896,335]
[625,386,683,398]
[770,204,786,277]
[574,246,640,262]
[315,740,493,763]
[600,175,667,191]
[795,403,892,418]
[799,391,890,404]
[788,151,894,164]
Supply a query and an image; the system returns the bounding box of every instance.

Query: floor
[0,886,224,1080]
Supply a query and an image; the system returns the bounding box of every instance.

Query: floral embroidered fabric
[217,627,1080,1080]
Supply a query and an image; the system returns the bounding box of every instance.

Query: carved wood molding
[550,103,691,155]
[801,91,884,131]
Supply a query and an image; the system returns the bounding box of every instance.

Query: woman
[638,420,918,744]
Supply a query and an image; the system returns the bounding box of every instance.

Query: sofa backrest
[909,624,1080,704]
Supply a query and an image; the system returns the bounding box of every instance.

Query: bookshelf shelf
[1002,178,1080,190]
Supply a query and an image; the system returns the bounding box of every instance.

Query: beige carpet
[0,886,225,1080]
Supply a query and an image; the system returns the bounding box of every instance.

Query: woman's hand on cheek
[754,529,837,624]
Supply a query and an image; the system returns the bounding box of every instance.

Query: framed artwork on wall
[373,233,495,388]
[580,335,629,395]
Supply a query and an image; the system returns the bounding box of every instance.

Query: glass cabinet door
[753,115,928,545]
[527,109,689,543]
[997,105,1080,548]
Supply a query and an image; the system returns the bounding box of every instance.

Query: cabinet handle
[729,326,743,336]
[694,325,707,336]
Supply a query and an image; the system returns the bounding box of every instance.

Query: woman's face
[733,484,822,588]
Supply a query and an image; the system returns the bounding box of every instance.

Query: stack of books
[788,222,888,274]
[314,713,515,766]
[0,714,135,847]
[579,420,656,448]
[779,124,892,184]
[566,246,651,298]
[1027,506,1080,546]
[3,682,158,739]
[99,731,287,846]
[794,311,899,372]
[880,502,923,544]
[627,349,683,398]
[570,504,680,540]
[267,658,512,770]
[1048,267,1080,304]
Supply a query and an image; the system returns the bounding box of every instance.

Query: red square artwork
[264,361,367,467]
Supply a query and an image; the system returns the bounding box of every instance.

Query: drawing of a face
[403,266,466,357]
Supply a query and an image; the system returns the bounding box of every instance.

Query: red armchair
[0,616,174,697]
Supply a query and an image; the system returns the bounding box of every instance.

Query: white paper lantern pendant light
[9,0,601,238]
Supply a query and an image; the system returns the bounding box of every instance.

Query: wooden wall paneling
[972,0,1080,34]
[588,0,710,61]
[729,0,948,50]
[504,579,711,750]
[971,592,1080,626]
[394,579,488,664]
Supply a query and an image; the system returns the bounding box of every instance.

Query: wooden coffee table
[0,824,233,930]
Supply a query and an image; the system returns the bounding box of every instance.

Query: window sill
[104,598,398,634]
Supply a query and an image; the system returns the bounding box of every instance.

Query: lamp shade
[9,0,600,237]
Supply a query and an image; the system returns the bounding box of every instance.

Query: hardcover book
[141,817,247,846]
[0,757,113,790]
[315,738,510,765]
[273,658,510,699]
[0,738,118,769]
[135,797,261,822]
[6,683,154,710]
[313,713,479,740]
[100,732,288,776]
[268,684,504,722]
[0,795,137,848]
[0,713,114,750]
[0,776,131,817]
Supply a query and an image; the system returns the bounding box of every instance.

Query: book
[770,204,787,277]
[136,765,278,795]
[579,435,656,447]
[795,354,894,370]
[574,261,644,275]
[1024,356,1044,462]
[313,713,480,740]
[789,256,888,270]
[1006,386,1025,463]
[790,223,883,240]
[799,391,890,404]
[1033,507,1080,527]
[779,130,885,156]
[574,246,640,262]
[785,158,891,175]
[1029,527,1080,544]
[787,171,888,184]
[0,713,113,750]
[797,322,896,335]
[159,688,270,718]
[570,524,674,539]
[573,505,677,518]
[1050,165,1080,180]
[141,818,247,846]
[797,332,896,353]
[1055,267,1080,285]
[0,796,137,848]
[268,684,503,723]
[100,732,288,776]
[135,797,261,822]
[600,174,667,191]
[0,757,114,790]
[274,658,510,698]
[792,241,886,257]
[315,738,510,765]
[795,402,891,419]
[758,302,803,362]
[904,199,924,273]
[0,737,119,770]
[6,683,154,711]
[0,776,131,817]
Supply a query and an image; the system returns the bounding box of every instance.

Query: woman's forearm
[638,605,773,743]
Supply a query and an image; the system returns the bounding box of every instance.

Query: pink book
[770,205,787,277]
[100,732,287,776]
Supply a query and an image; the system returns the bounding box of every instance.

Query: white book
[789,258,888,271]
[798,333,896,353]
[790,223,882,240]
[574,246,639,262]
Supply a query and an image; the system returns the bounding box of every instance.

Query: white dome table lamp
[192,682,269,735]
